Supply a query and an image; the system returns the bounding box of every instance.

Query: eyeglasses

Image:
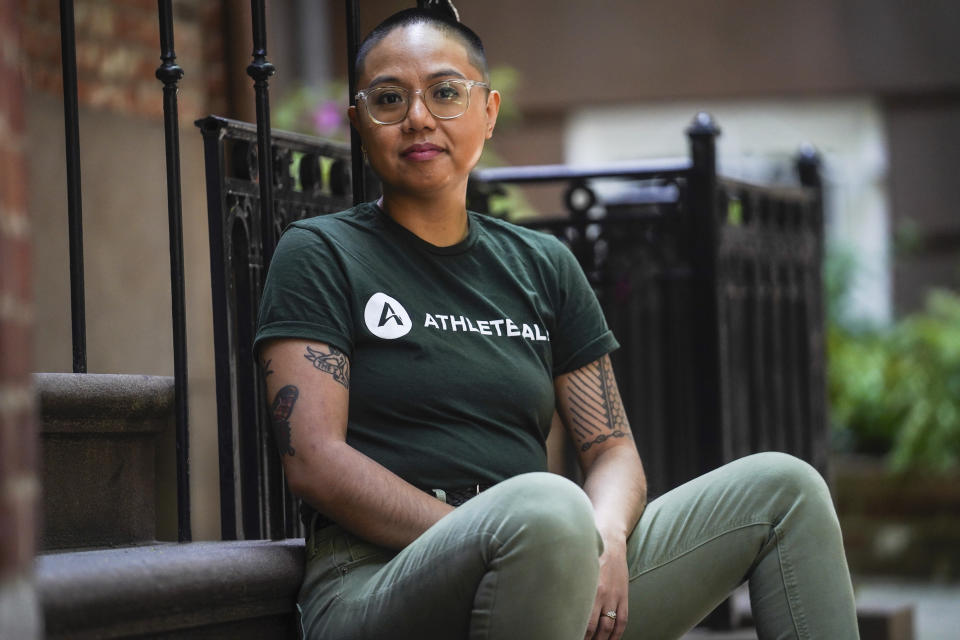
[355,79,490,125]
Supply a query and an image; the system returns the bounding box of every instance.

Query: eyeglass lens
[366,80,472,123]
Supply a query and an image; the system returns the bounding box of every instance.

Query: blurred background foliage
[828,246,960,474]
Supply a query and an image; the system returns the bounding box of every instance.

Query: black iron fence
[196,116,354,539]
[469,116,827,497]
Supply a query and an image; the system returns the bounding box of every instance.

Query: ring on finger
[603,610,617,621]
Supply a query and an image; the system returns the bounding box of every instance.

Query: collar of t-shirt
[372,202,480,256]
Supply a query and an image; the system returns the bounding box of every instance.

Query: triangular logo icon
[379,302,403,327]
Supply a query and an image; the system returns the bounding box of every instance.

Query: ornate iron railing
[196,116,354,539]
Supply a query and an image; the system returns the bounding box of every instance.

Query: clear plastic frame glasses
[355,79,490,125]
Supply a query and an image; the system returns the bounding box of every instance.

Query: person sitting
[255,7,860,639]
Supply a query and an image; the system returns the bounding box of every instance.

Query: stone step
[36,373,174,550]
[36,540,303,639]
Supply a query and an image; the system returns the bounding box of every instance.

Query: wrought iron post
[685,112,725,472]
[59,0,86,373]
[796,143,822,192]
[156,0,191,543]
[796,145,829,474]
[248,0,288,540]
[248,0,277,271]
[345,0,365,205]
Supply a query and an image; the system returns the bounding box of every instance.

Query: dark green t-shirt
[255,202,618,491]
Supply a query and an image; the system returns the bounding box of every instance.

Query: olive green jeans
[298,452,859,639]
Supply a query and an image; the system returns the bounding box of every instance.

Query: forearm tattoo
[270,385,298,457]
[304,345,350,389]
[563,356,630,452]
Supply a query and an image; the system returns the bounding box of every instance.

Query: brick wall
[20,0,226,121]
[1,0,40,636]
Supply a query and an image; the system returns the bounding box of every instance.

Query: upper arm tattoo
[270,385,298,457]
[304,345,350,389]
[561,356,629,452]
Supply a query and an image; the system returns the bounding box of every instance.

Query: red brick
[75,40,103,76]
[0,0,35,583]
[30,67,63,96]
[0,402,9,483]
[0,237,32,305]
[0,145,27,204]
[0,397,35,481]
[0,323,31,385]
[21,0,217,121]
[0,71,23,120]
[114,6,162,48]
[137,55,161,81]
[96,45,146,81]
[74,2,116,39]
[28,0,59,25]
[121,0,166,14]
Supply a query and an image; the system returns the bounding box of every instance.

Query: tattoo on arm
[563,357,629,452]
[304,345,350,389]
[270,385,298,456]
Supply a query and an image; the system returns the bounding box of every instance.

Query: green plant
[829,289,960,473]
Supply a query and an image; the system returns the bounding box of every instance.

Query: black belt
[427,483,492,508]
[308,484,493,534]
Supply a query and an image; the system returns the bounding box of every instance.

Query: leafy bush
[829,289,960,473]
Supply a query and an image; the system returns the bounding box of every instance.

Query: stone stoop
[35,373,175,550]
[37,540,303,639]
[33,373,304,638]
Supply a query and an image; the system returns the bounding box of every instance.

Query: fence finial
[796,143,822,190]
[686,111,721,137]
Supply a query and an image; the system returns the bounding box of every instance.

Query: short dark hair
[354,8,489,83]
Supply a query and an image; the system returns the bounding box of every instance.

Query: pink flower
[312,100,342,135]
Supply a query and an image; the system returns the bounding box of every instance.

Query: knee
[742,452,832,507]
[495,472,599,548]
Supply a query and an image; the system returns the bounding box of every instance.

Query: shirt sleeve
[254,225,355,358]
[548,237,620,375]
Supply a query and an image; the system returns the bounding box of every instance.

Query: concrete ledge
[35,373,174,434]
[36,373,175,549]
[37,540,304,639]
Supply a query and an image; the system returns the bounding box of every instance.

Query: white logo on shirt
[364,292,412,339]
[423,313,550,341]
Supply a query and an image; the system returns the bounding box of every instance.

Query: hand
[585,537,629,640]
